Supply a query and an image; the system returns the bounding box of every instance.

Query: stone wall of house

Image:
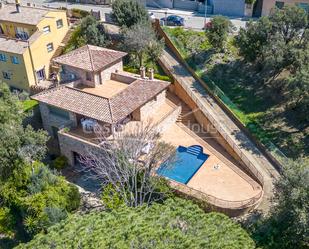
[139,90,166,121]
[100,60,123,84]
[58,130,101,166]
[39,103,77,137]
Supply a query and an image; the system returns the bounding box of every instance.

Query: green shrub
[22,99,38,112]
[71,8,89,19]
[0,163,81,237]
[52,155,68,170]
[0,207,15,237]
[123,66,171,81]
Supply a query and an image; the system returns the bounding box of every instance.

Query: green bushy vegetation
[71,8,90,19]
[164,7,309,159]
[64,16,110,53]
[52,155,68,170]
[111,0,149,28]
[17,198,255,249]
[22,99,38,112]
[123,65,170,81]
[0,82,80,244]
[249,159,309,249]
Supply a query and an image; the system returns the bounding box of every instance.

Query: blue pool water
[157,145,209,184]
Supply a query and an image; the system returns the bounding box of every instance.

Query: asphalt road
[12,0,248,30]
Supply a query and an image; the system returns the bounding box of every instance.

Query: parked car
[161,15,184,26]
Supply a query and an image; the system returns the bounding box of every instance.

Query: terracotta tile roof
[53,45,127,72]
[0,4,49,25]
[32,78,170,124]
[110,79,169,122]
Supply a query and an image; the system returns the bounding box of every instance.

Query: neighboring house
[0,3,68,91]
[257,0,309,16]
[32,45,173,165]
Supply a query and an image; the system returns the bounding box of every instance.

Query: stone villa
[32,45,263,215]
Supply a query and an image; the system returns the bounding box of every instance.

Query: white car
[149,12,156,21]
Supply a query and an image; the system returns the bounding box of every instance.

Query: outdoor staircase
[186,145,203,156]
[176,103,196,124]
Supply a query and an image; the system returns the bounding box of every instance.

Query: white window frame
[10,56,20,64]
[43,25,51,34]
[46,42,54,52]
[56,19,63,29]
[0,53,7,62]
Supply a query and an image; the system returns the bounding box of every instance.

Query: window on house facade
[297,3,309,12]
[10,56,20,64]
[2,71,11,80]
[46,43,54,52]
[43,25,51,34]
[275,1,284,9]
[49,106,70,120]
[56,19,63,29]
[15,26,29,40]
[0,53,7,62]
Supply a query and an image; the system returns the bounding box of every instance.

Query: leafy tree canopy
[0,82,80,239]
[206,15,233,51]
[64,16,110,53]
[0,82,47,180]
[111,0,149,27]
[251,159,309,249]
[120,22,164,67]
[18,198,255,249]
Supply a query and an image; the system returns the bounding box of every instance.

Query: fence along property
[155,21,288,171]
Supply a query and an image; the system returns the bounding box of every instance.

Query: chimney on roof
[148,68,154,80]
[140,66,146,79]
[15,0,20,13]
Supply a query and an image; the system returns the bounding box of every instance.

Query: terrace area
[66,98,179,143]
[160,122,262,203]
[75,80,129,98]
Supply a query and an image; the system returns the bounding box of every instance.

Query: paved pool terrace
[160,122,262,202]
[158,145,209,184]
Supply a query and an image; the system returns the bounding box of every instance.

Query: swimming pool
[157,145,209,184]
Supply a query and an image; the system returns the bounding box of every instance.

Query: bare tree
[79,122,176,207]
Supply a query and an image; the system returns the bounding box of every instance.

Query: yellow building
[0,3,69,91]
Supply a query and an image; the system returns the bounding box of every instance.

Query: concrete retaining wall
[213,0,245,16]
